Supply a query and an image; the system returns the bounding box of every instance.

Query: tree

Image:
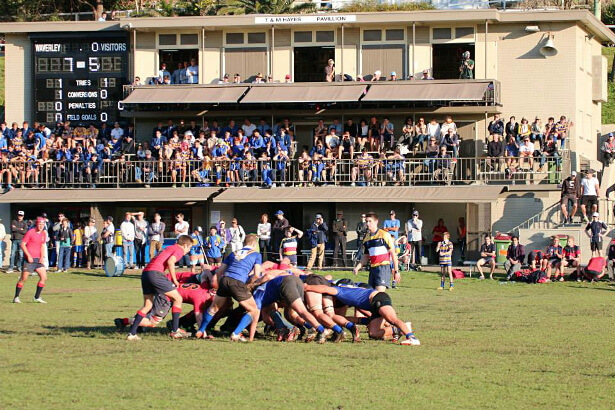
[218,0,316,15]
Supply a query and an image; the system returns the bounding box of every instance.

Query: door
[432,44,475,80]
[294,46,335,83]
[159,49,199,81]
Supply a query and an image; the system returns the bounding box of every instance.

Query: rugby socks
[197,311,214,333]
[14,283,23,298]
[233,313,253,336]
[316,325,325,334]
[359,317,370,325]
[34,282,45,299]
[450,282,454,288]
[303,322,313,329]
[345,322,357,331]
[128,311,146,335]
[332,324,343,334]
[171,306,181,332]
[405,332,415,339]
[270,311,292,330]
[440,278,445,288]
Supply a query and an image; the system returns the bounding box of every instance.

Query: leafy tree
[218,0,316,15]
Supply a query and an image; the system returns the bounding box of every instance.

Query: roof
[122,85,248,104]
[362,81,490,102]
[212,186,506,203]
[240,83,367,104]
[0,188,222,203]
[2,10,614,43]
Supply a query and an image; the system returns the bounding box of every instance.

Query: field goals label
[255,15,357,24]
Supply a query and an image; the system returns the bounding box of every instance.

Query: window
[158,34,176,46]
[363,30,382,42]
[432,28,452,40]
[226,33,244,45]
[455,27,474,39]
[316,31,334,43]
[248,32,266,44]
[180,34,199,45]
[386,29,404,41]
[294,31,313,43]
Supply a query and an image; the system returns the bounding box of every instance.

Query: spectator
[543,236,563,281]
[580,169,600,223]
[204,226,225,266]
[72,221,85,268]
[171,63,183,84]
[189,227,205,273]
[355,213,368,264]
[519,137,534,169]
[561,235,581,279]
[216,220,232,256]
[284,74,292,83]
[420,70,434,80]
[457,217,466,261]
[531,116,544,147]
[585,212,607,257]
[257,213,271,261]
[560,170,580,224]
[405,210,423,267]
[488,114,504,137]
[431,218,448,264]
[487,133,505,171]
[84,218,98,269]
[0,217,5,268]
[187,59,199,84]
[331,211,348,267]
[57,218,72,272]
[372,70,382,81]
[229,218,246,253]
[459,51,474,79]
[233,73,242,83]
[476,235,496,280]
[389,71,398,81]
[279,226,303,266]
[306,214,328,270]
[555,115,573,150]
[147,213,165,260]
[156,63,170,85]
[8,210,27,273]
[271,210,289,254]
[504,236,525,280]
[383,210,400,239]
[120,212,136,269]
[324,59,335,82]
[98,11,107,21]
[101,216,115,258]
[505,116,519,142]
[133,212,148,269]
[380,118,395,150]
[174,213,189,237]
[436,231,454,290]
[601,133,615,166]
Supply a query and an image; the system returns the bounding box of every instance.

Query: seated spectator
[372,70,382,81]
[542,236,563,280]
[386,148,405,185]
[233,73,242,83]
[389,71,398,81]
[518,137,534,169]
[531,116,544,147]
[325,129,340,151]
[505,116,519,142]
[561,235,581,279]
[504,236,525,280]
[601,133,615,166]
[218,73,230,84]
[338,131,354,159]
[518,117,532,141]
[539,134,560,170]
[351,148,373,186]
[440,116,457,142]
[357,119,369,150]
[476,235,496,280]
[420,70,434,80]
[488,114,504,137]
[380,118,395,150]
[487,133,505,171]
[442,129,459,158]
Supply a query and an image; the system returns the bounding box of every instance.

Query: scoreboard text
[32,34,128,125]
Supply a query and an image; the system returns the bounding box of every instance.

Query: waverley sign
[255,15,357,24]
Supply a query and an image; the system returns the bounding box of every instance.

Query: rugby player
[196,234,262,342]
[13,217,48,303]
[353,212,400,291]
[303,284,420,346]
[126,235,193,341]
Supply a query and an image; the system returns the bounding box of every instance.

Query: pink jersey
[22,228,47,259]
[145,244,185,272]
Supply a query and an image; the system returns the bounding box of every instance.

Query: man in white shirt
[157,63,170,84]
[110,122,124,140]
[405,210,423,266]
[242,119,256,138]
[120,212,136,269]
[580,169,600,223]
[133,212,148,269]
[174,213,190,267]
[186,59,199,84]
[0,217,6,268]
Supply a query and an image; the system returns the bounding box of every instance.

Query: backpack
[527,270,547,284]
[452,269,465,279]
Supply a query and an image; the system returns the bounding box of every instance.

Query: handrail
[512,201,561,232]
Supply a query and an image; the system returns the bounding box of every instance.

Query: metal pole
[271,26,275,78]
[484,20,488,79]
[412,22,416,78]
[201,27,205,84]
[341,24,344,81]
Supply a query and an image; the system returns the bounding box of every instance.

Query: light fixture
[184,201,196,205]
[196,110,209,116]
[524,25,540,33]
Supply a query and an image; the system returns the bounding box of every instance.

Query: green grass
[602,48,615,124]
[0,269,614,409]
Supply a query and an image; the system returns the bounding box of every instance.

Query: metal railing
[0,155,567,189]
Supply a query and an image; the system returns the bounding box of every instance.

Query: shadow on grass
[68,270,140,279]
[42,325,168,337]
[567,285,615,292]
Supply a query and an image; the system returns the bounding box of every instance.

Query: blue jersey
[254,275,286,309]
[190,234,204,255]
[223,247,262,283]
[204,234,224,258]
[334,286,372,310]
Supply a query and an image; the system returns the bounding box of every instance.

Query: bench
[300,249,358,266]
[463,260,504,277]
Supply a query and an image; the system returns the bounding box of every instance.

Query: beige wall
[5,34,32,123]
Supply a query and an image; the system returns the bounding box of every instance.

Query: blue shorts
[283,254,297,265]
[141,270,176,295]
[369,264,392,289]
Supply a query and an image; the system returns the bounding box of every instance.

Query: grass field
[0,269,614,409]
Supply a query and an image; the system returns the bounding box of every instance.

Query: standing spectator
[504,236,525,280]
[134,212,148,269]
[72,222,84,268]
[257,213,271,261]
[204,226,225,266]
[229,218,246,253]
[216,220,232,257]
[306,214,328,270]
[420,69,434,80]
[174,213,190,267]
[120,212,136,269]
[457,217,466,262]
[189,227,206,273]
[459,51,474,79]
[560,170,580,224]
[57,218,72,272]
[476,235,496,280]
[405,210,423,267]
[436,232,454,291]
[271,210,289,256]
[50,213,65,268]
[585,212,608,257]
[0,216,6,268]
[101,216,115,258]
[186,59,199,84]
[324,59,335,82]
[601,133,615,166]
[580,169,600,223]
[355,213,368,263]
[279,226,303,266]
[331,211,348,267]
[383,210,400,240]
[487,133,505,171]
[431,218,448,264]
[8,210,27,273]
[353,212,399,291]
[147,213,165,260]
[84,218,98,269]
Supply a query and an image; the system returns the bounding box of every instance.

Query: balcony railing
[2,155,566,189]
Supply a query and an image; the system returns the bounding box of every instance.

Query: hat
[609,133,614,138]
[41,212,48,218]
[195,226,203,232]
[275,210,284,216]
[571,171,577,176]
[390,71,397,76]
[315,214,323,219]
[412,210,419,216]
[145,150,152,155]
[223,73,229,78]
[337,210,343,214]
[285,74,291,79]
[36,217,45,224]
[593,212,599,217]
[423,70,428,74]
[17,211,24,216]
[390,210,396,215]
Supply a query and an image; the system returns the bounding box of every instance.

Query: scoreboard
[31,33,129,125]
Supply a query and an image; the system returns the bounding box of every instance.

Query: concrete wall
[5,34,32,124]
[491,190,561,234]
